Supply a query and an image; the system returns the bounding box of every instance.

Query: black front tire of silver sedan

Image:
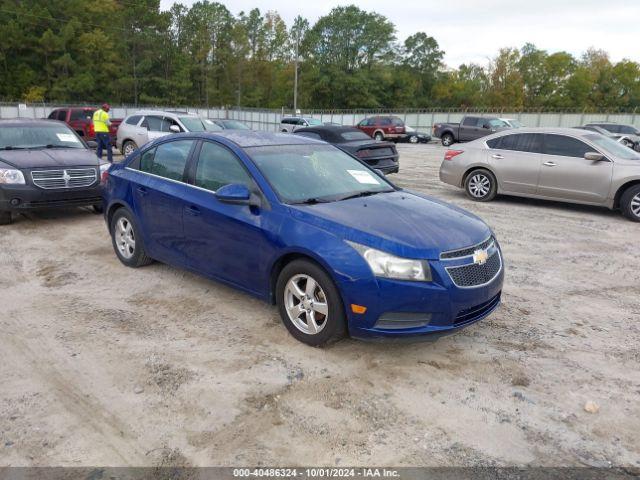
[621,185,640,222]
[110,208,153,267]
[0,211,12,225]
[276,259,346,346]
[464,169,498,202]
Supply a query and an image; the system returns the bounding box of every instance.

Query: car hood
[289,190,491,259]
[0,148,99,169]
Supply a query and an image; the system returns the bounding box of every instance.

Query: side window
[70,110,91,121]
[161,117,179,132]
[297,119,306,126]
[140,140,194,181]
[463,117,478,126]
[296,131,322,140]
[125,115,142,126]
[380,118,392,126]
[48,110,58,120]
[486,137,502,149]
[281,118,291,125]
[543,135,592,158]
[57,110,68,121]
[392,118,404,126]
[142,115,163,131]
[195,142,253,192]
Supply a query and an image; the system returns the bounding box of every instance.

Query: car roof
[0,118,67,127]
[294,125,367,141]
[129,110,199,117]
[200,130,324,148]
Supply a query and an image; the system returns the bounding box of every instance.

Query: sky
[159,0,640,67]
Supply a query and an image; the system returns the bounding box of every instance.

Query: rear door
[181,140,271,294]
[130,139,197,263]
[459,117,481,141]
[487,133,543,194]
[536,134,613,203]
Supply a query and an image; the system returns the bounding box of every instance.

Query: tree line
[1,0,639,111]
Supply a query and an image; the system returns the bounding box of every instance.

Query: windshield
[306,118,323,126]
[202,119,223,131]
[505,119,522,128]
[489,119,509,128]
[340,131,371,141]
[0,125,85,149]
[222,120,250,130]
[585,134,640,160]
[247,144,394,204]
[178,117,209,132]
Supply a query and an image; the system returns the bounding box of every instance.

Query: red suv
[356,116,406,141]
[47,107,121,145]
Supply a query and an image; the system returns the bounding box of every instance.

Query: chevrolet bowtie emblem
[473,249,489,265]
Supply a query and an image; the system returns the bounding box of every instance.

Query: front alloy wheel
[276,259,346,346]
[409,135,418,144]
[464,169,497,202]
[621,185,640,222]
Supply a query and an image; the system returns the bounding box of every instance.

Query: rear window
[125,115,142,126]
[340,131,371,141]
[463,117,479,126]
[295,131,322,140]
[488,133,542,153]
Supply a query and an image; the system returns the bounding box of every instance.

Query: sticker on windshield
[56,133,79,142]
[347,169,381,185]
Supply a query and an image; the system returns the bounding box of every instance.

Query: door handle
[136,186,148,196]
[491,154,503,159]
[186,205,201,216]
[543,161,557,167]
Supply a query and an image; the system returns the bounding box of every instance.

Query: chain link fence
[2,103,638,132]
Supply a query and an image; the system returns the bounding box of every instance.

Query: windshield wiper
[337,190,391,201]
[0,146,30,150]
[293,197,333,205]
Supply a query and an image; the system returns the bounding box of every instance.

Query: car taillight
[444,150,464,161]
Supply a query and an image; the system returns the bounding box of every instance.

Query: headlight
[347,241,432,281]
[0,168,26,185]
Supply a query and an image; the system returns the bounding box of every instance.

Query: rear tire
[441,133,454,146]
[276,259,346,346]
[620,184,640,222]
[374,132,384,141]
[464,169,497,202]
[121,140,137,157]
[409,135,418,144]
[0,211,12,225]
[109,208,153,267]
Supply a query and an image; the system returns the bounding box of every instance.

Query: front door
[182,141,273,295]
[141,115,169,144]
[536,134,613,204]
[131,139,196,263]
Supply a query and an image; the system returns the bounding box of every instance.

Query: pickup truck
[432,116,510,146]
[47,107,122,145]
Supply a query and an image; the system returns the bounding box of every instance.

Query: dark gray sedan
[0,118,108,225]
[294,126,399,174]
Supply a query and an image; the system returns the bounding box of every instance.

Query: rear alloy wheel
[620,185,640,222]
[121,140,137,157]
[110,209,153,267]
[0,211,12,225]
[441,133,454,146]
[276,260,346,346]
[465,169,497,202]
[409,135,418,144]
[374,132,384,141]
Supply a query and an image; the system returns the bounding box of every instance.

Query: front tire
[620,184,640,222]
[110,208,153,267]
[441,133,454,146]
[464,169,497,202]
[374,132,384,141]
[409,135,418,144]
[276,259,346,346]
[0,211,12,225]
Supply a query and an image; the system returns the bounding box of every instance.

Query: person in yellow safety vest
[93,103,113,163]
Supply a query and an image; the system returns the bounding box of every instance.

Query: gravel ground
[1,143,639,468]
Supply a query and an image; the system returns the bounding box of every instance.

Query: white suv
[117,110,221,156]
[279,117,323,133]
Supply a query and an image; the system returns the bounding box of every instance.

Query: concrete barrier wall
[2,103,638,132]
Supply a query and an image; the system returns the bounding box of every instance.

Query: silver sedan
[439,127,640,222]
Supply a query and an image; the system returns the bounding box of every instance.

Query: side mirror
[169,125,180,133]
[215,183,258,206]
[584,152,605,161]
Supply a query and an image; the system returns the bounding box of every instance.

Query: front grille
[446,251,502,287]
[31,168,97,190]
[455,293,501,325]
[441,236,494,259]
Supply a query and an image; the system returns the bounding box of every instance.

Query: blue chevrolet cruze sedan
[103,131,504,346]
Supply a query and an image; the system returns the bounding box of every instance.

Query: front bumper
[342,247,505,341]
[0,183,103,211]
